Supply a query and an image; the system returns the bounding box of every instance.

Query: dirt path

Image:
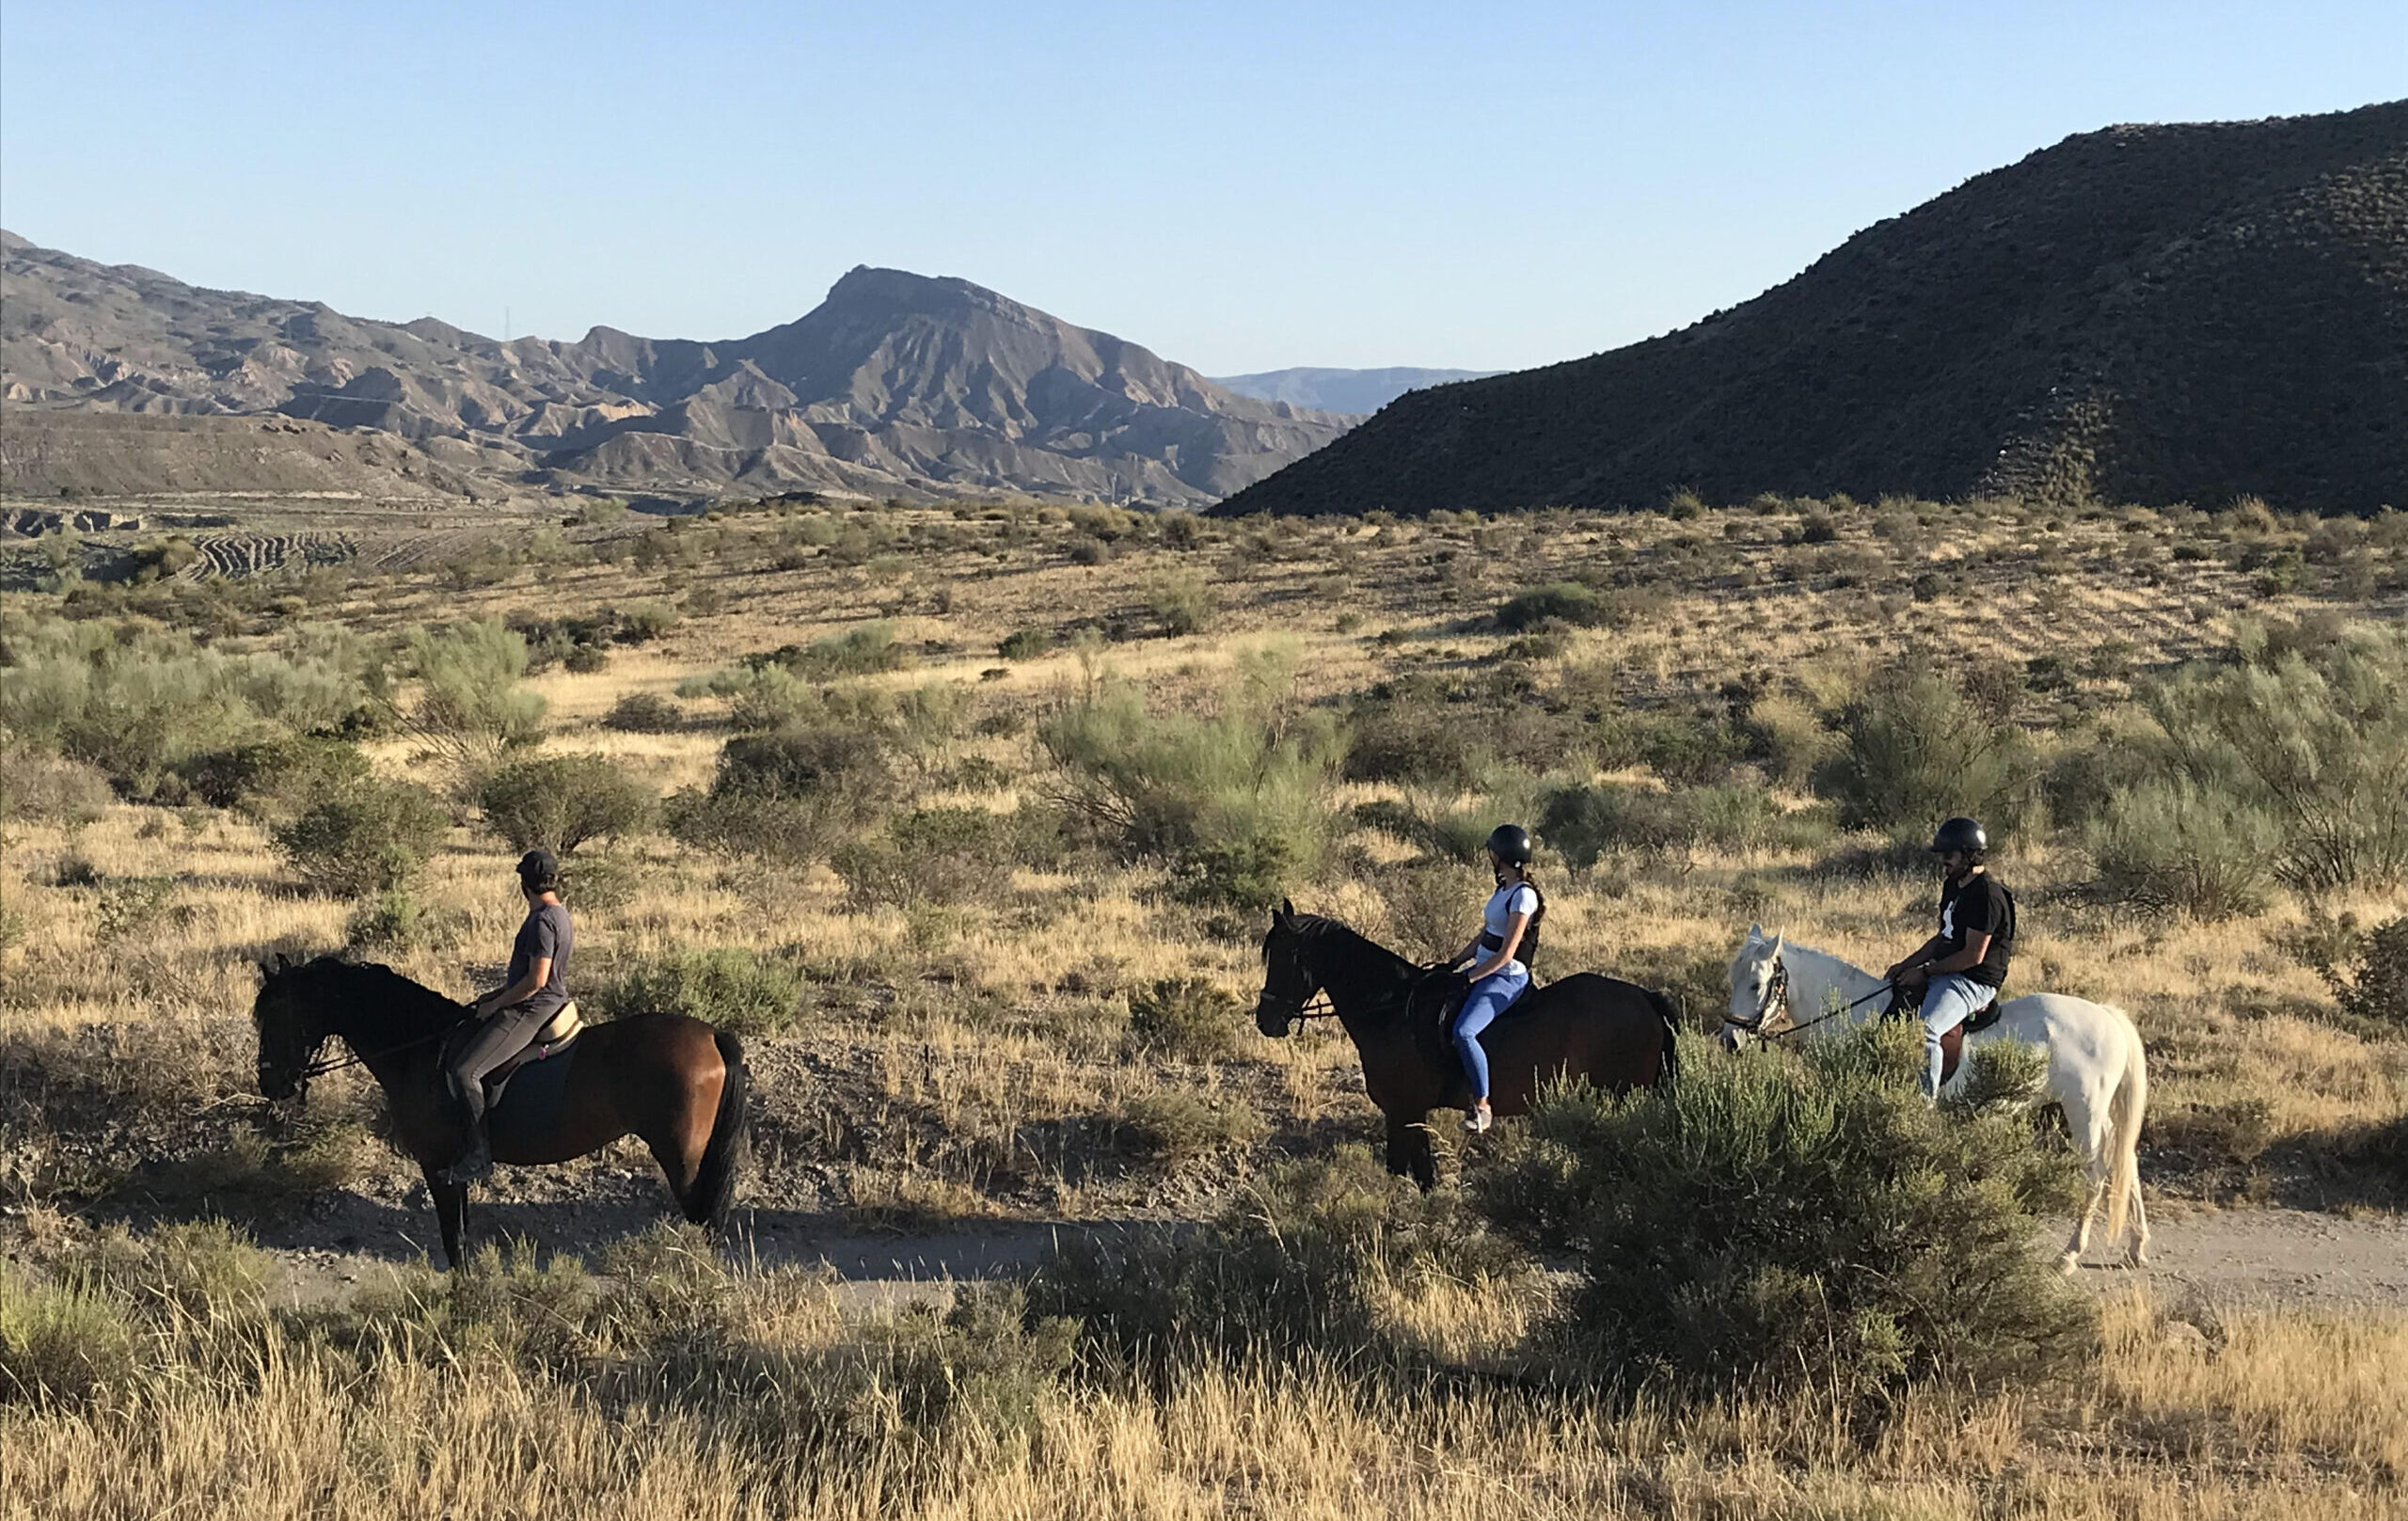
[232,1193,2406,1314]
[2079,1207,2408,1310]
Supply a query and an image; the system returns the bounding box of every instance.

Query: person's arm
[1884,934,1950,984]
[1913,931,1991,979]
[474,955,552,1015]
[1465,910,1530,982]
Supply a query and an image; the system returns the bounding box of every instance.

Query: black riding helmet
[1484,823,1534,865]
[1928,816,1988,856]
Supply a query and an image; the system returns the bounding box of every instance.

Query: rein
[1729,952,1894,1039]
[295,1019,465,1080]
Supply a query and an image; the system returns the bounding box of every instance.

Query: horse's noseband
[1728,954,1789,1034]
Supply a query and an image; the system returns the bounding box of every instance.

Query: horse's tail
[1644,986,1681,1086]
[686,1028,751,1230]
[2100,1008,2147,1250]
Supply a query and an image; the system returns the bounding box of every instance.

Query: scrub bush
[270,777,450,897]
[1040,647,1343,910]
[1125,976,1244,1060]
[406,620,547,776]
[1495,582,1619,632]
[1538,781,1824,864]
[1813,665,2035,832]
[595,947,807,1034]
[667,727,896,863]
[2086,778,2282,919]
[1476,1022,2094,1410]
[602,691,683,733]
[477,753,655,854]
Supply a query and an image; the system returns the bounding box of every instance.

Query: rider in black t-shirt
[1881,816,2014,1100]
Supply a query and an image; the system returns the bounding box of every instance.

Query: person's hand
[1897,964,1929,990]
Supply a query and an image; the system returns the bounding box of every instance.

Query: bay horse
[1721,926,2150,1272]
[252,954,749,1268]
[1252,900,1679,1187]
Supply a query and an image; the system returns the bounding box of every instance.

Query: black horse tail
[686,1028,751,1230]
[1644,987,1681,1086]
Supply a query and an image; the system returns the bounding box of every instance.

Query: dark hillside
[1219,102,2408,516]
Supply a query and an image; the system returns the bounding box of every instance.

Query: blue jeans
[1453,967,1529,1102]
[1921,974,1999,1100]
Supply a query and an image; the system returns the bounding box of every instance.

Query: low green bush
[477,753,655,854]
[1538,781,1823,864]
[1117,1090,1267,1160]
[1476,1022,2093,1410]
[0,1271,140,1408]
[1040,650,1342,910]
[1812,664,2035,832]
[2086,778,2281,919]
[602,691,683,733]
[595,946,807,1033]
[1495,582,1620,632]
[831,805,1013,907]
[176,736,370,813]
[270,777,450,896]
[668,727,897,863]
[1125,976,1244,1060]
[406,620,547,778]
[997,627,1054,661]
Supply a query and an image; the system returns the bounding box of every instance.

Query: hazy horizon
[2,2,2398,375]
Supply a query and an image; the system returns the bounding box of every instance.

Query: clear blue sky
[3,2,2399,373]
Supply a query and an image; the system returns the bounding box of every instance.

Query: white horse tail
[2100,1007,2148,1248]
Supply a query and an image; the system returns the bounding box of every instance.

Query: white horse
[1721,925,2150,1273]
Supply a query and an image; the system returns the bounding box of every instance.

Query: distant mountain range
[0,238,1352,506]
[1221,102,2408,516]
[1209,367,1500,414]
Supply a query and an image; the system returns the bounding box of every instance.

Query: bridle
[1723,947,1895,1041]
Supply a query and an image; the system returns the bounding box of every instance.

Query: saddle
[1417,976,1536,1106]
[442,999,585,1104]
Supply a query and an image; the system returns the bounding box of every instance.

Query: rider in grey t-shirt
[437,848,574,1184]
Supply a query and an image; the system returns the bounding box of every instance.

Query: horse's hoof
[2056,1251,2081,1275]
[2128,1245,2150,1268]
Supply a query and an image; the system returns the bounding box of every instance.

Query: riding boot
[439,1127,493,1186]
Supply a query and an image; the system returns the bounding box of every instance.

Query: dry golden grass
[3,1272,2401,1520]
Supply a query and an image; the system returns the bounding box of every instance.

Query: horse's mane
[267,955,467,1049]
[1275,914,1422,1025]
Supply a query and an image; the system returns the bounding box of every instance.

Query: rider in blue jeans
[1441,824,1543,1133]
[1883,816,2015,1101]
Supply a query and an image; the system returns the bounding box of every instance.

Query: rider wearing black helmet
[1439,824,1545,1133]
[1882,816,2015,1100]
[438,848,576,1183]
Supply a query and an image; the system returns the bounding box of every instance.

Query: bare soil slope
[1221,102,2408,516]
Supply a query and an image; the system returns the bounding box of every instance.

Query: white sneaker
[1464,1106,1493,1134]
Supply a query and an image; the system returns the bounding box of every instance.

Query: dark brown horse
[252,955,749,1268]
[1252,901,1678,1187]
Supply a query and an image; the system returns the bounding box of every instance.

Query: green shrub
[0,752,114,824]
[0,1271,139,1408]
[2086,778,2281,919]
[175,736,370,813]
[831,805,1012,907]
[595,946,806,1033]
[2289,912,2408,1030]
[1040,651,1342,910]
[1495,582,1620,632]
[1117,1090,1266,1160]
[344,887,423,950]
[2137,623,2408,894]
[1146,571,1216,637]
[667,727,896,863]
[477,753,655,853]
[602,691,683,733]
[270,777,450,897]
[1126,976,1244,1060]
[1813,665,2035,832]
[748,623,912,679]
[406,620,547,775]
[1538,781,1818,865]
[1025,1150,1528,1371]
[1475,1023,2094,1409]
[997,627,1054,661]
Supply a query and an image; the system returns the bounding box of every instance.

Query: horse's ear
[1749,922,1763,943]
[1278,897,1294,922]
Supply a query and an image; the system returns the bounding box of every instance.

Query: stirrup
[1463,1107,1493,1134]
[438,1136,493,1186]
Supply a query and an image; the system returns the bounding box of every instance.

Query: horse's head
[1720,923,1788,1053]
[1254,898,1321,1038]
[252,953,330,1101]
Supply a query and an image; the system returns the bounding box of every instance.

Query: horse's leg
[1386,1112,1436,1191]
[422,1164,468,1270]
[2128,1180,2151,1268]
[2056,1083,2113,1275]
